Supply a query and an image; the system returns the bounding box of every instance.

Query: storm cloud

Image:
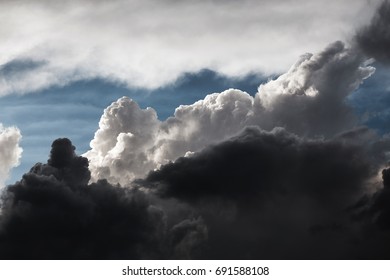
[140,126,389,259]
[356,0,390,63]
[0,139,166,259]
[1,130,390,259]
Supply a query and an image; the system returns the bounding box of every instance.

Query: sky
[1,0,390,259]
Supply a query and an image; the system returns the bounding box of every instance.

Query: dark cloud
[142,127,390,259]
[0,139,166,259]
[359,168,390,230]
[146,127,372,203]
[1,132,390,259]
[356,0,390,63]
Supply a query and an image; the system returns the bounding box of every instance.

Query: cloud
[356,0,390,64]
[0,0,380,96]
[85,41,374,185]
[139,127,390,259]
[0,138,167,259]
[0,124,22,187]
[2,130,389,259]
[0,138,216,259]
[145,127,375,202]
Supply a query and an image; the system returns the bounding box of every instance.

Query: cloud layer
[85,41,374,185]
[0,124,22,187]
[1,130,389,259]
[0,0,380,96]
[141,127,387,259]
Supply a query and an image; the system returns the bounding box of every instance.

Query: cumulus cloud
[0,124,22,187]
[356,0,390,64]
[0,0,380,96]
[85,41,375,185]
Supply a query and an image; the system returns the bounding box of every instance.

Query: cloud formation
[1,131,390,259]
[140,127,388,259]
[1,0,390,260]
[0,124,22,187]
[85,42,374,185]
[356,0,390,64]
[0,0,380,96]
[0,139,166,259]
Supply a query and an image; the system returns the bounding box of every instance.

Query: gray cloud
[356,0,390,63]
[2,129,389,259]
[0,0,380,96]
[138,127,390,259]
[0,138,166,259]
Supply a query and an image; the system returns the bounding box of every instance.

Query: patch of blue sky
[347,63,390,135]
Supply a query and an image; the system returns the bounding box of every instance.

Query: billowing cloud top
[0,0,381,96]
[84,41,375,185]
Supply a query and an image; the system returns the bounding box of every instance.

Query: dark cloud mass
[356,0,390,63]
[0,139,166,259]
[143,127,389,259]
[146,127,371,203]
[1,131,390,259]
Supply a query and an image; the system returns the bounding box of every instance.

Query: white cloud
[0,0,381,96]
[0,124,22,187]
[84,41,375,185]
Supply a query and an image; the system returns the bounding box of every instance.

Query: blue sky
[347,63,390,134]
